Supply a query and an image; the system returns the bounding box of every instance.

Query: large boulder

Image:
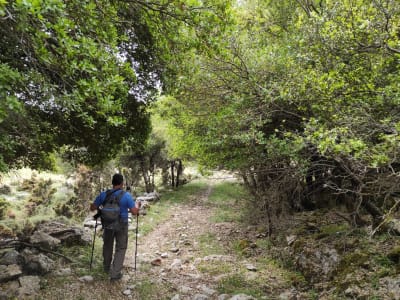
[295,246,339,282]
[0,264,22,283]
[36,221,91,246]
[0,249,23,266]
[29,231,60,250]
[18,276,41,299]
[136,192,160,202]
[21,249,54,275]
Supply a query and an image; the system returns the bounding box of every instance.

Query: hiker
[90,173,140,280]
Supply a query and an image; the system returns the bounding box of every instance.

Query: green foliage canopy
[0,0,235,171]
[159,0,400,171]
[154,0,400,221]
[0,0,153,170]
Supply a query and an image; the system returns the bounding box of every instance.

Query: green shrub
[0,197,10,218]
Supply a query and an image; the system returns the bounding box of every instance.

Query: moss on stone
[336,251,369,276]
[314,224,348,240]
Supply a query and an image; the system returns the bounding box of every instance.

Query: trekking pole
[89,211,100,271]
[134,211,139,273]
[89,214,99,271]
[90,179,103,271]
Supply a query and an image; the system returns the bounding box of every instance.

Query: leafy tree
[119,133,169,193]
[0,0,154,171]
[158,0,400,228]
[0,0,234,172]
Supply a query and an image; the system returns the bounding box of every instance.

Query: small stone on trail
[78,275,94,282]
[55,268,72,276]
[245,264,257,271]
[123,289,131,296]
[151,258,162,266]
[161,252,169,258]
[286,235,297,246]
[193,294,209,300]
[229,294,256,300]
[170,258,182,270]
[199,285,217,296]
[179,285,193,293]
[18,276,41,297]
[170,247,180,253]
[245,271,258,281]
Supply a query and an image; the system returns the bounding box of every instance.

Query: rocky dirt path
[124,185,228,299]
[120,183,289,299]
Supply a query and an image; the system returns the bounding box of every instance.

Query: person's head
[112,173,124,187]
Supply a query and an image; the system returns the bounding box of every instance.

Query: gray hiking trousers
[102,222,129,278]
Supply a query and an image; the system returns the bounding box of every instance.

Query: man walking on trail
[90,173,139,281]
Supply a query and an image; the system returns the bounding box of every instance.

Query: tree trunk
[361,198,383,227]
[170,161,175,188]
[176,159,182,187]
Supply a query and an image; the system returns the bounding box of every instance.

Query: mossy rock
[336,251,369,276]
[332,251,370,290]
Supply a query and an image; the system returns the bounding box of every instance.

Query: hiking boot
[110,273,122,281]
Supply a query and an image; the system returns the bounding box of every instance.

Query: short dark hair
[112,173,124,186]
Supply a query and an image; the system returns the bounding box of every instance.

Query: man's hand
[93,211,101,220]
[130,207,140,215]
[90,203,97,211]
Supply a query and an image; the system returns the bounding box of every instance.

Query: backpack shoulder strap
[115,190,126,204]
[103,189,117,204]
[104,189,125,204]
